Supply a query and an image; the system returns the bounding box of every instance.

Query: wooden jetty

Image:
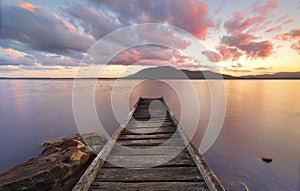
[73,97,225,191]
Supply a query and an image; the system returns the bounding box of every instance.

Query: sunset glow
[0,0,299,77]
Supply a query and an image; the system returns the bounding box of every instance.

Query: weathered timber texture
[73,97,225,191]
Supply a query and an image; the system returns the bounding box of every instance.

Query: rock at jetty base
[0,133,107,191]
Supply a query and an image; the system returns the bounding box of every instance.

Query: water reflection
[205,80,300,191]
[0,79,299,191]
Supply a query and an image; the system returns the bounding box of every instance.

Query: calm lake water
[0,79,299,191]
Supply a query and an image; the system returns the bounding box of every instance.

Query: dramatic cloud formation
[216,0,282,62]
[0,2,94,53]
[64,0,213,40]
[109,45,199,69]
[62,3,121,40]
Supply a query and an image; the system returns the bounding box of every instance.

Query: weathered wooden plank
[89,182,209,191]
[132,114,169,118]
[94,167,203,182]
[123,127,176,134]
[132,116,171,119]
[133,108,166,111]
[129,121,172,125]
[128,122,174,127]
[129,120,173,124]
[118,132,180,140]
[127,124,175,129]
[103,152,195,168]
[127,125,176,130]
[128,119,172,123]
[131,116,170,119]
[109,145,187,156]
[133,111,167,113]
[117,138,184,146]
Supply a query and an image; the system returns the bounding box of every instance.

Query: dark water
[0,79,299,191]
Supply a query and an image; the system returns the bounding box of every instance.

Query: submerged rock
[0,132,107,191]
[262,157,272,163]
[224,181,249,191]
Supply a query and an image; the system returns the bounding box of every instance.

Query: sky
[0,0,299,77]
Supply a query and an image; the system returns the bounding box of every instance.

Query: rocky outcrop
[0,133,107,191]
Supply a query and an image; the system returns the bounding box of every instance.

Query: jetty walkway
[72,97,225,191]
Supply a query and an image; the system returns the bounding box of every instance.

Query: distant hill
[242,72,300,79]
[1,67,300,80]
[124,66,300,79]
[124,66,236,79]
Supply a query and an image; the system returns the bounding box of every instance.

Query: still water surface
[0,79,299,191]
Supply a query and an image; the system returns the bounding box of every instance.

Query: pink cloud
[253,0,277,14]
[222,33,258,46]
[289,28,300,39]
[0,47,34,66]
[223,1,289,39]
[274,33,289,40]
[282,19,293,25]
[111,49,140,64]
[222,34,273,59]
[275,15,288,23]
[217,44,242,61]
[166,0,213,39]
[265,26,281,33]
[18,2,39,12]
[291,40,300,54]
[275,28,300,40]
[240,40,273,59]
[63,21,79,34]
[201,50,222,62]
[67,0,213,40]
[109,46,195,67]
[224,12,266,34]
[4,48,24,57]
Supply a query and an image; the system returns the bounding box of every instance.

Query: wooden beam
[71,98,142,191]
[161,97,226,191]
